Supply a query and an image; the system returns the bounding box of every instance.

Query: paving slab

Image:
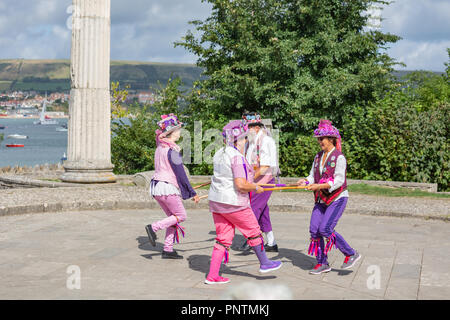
[1,208,449,300]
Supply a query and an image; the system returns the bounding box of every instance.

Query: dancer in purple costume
[239,112,280,252]
[297,119,361,274]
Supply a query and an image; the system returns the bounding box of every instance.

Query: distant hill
[0,59,443,94]
[0,59,204,93]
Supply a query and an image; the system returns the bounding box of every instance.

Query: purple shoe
[259,260,282,273]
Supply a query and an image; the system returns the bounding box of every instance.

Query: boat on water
[7,134,28,139]
[34,99,58,125]
[56,123,68,132]
[0,125,5,129]
[6,144,24,148]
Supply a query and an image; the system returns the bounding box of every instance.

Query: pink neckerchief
[155,129,181,152]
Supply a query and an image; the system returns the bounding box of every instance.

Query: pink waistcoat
[152,146,179,188]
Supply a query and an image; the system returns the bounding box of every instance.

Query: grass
[347,184,449,199]
[192,182,450,199]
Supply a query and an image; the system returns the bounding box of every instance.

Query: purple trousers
[309,197,355,265]
[250,178,275,233]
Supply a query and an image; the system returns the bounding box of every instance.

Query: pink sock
[206,247,225,279]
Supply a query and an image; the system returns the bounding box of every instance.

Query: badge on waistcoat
[331,156,336,161]
[331,162,336,168]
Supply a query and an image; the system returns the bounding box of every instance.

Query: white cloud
[0,0,448,70]
[387,39,450,72]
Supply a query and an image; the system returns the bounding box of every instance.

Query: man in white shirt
[239,113,280,252]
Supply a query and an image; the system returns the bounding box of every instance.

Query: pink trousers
[152,195,187,252]
[206,207,263,280]
[212,207,263,251]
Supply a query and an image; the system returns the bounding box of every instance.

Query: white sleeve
[329,155,346,192]
[306,161,315,184]
[259,137,277,167]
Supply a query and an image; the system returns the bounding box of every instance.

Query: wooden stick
[258,183,299,187]
[198,195,208,200]
[262,186,309,191]
[193,181,211,189]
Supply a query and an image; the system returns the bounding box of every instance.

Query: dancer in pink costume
[205,120,282,285]
[297,119,360,274]
[145,114,199,259]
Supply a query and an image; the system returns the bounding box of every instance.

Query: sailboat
[34,97,58,125]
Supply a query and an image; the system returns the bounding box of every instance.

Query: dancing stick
[193,181,211,189]
[261,186,309,192]
[258,183,299,187]
[198,195,208,200]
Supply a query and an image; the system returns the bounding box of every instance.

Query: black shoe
[145,224,157,247]
[264,243,279,252]
[162,250,183,259]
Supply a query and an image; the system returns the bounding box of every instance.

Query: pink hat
[222,120,248,147]
[313,119,342,151]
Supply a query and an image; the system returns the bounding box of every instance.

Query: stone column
[61,0,116,183]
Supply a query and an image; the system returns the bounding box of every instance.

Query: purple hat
[157,113,183,137]
[313,119,342,151]
[222,120,248,147]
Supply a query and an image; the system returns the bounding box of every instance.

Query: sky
[0,0,448,72]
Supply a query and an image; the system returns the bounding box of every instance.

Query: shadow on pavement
[269,248,317,271]
[187,254,278,281]
[136,236,165,259]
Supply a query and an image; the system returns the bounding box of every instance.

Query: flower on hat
[157,113,183,135]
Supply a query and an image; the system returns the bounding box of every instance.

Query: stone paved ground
[0,207,449,300]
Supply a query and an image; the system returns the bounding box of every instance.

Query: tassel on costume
[216,240,230,264]
[324,233,336,254]
[247,233,264,251]
[173,223,185,244]
[223,247,230,264]
[308,238,321,257]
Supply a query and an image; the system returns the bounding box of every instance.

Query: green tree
[176,0,401,132]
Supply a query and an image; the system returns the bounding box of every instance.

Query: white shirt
[305,147,348,202]
[246,130,279,176]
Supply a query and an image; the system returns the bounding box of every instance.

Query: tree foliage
[176,0,401,131]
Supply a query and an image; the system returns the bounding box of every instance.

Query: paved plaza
[0,206,449,300]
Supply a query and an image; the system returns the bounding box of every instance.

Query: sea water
[0,118,68,168]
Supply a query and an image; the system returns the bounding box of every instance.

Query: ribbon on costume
[173,223,185,244]
[215,240,230,264]
[324,233,336,254]
[308,238,321,257]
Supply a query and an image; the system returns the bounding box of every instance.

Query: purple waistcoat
[313,149,347,205]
